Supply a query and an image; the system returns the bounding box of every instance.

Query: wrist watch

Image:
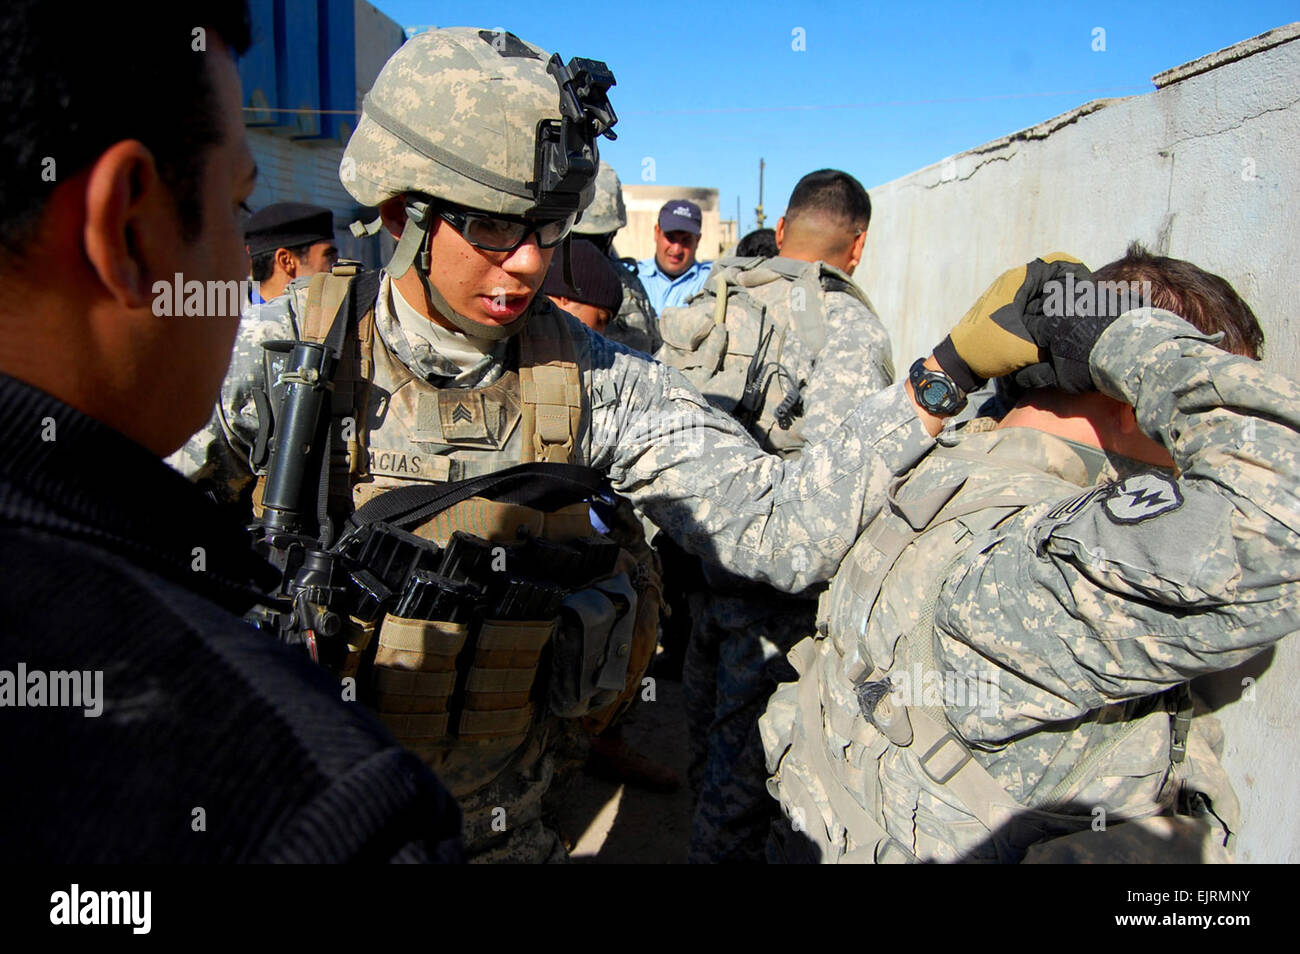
[909,358,967,416]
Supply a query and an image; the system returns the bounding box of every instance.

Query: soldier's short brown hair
[1093,242,1264,359]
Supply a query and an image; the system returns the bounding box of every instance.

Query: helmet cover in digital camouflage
[339,27,617,341]
[341,27,598,217]
[573,161,627,236]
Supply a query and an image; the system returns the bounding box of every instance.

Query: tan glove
[933,253,1091,392]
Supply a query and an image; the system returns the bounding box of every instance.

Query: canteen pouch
[549,571,637,718]
[370,615,468,743]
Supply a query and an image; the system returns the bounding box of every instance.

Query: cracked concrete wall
[855,27,1299,863]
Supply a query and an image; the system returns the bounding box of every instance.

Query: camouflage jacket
[603,256,661,355]
[761,309,1300,863]
[172,270,935,595]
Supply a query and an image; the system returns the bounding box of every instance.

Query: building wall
[240,0,404,269]
[618,185,723,267]
[856,23,1300,862]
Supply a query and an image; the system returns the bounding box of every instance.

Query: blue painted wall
[239,0,356,142]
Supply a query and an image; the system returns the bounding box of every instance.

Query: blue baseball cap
[658,199,702,235]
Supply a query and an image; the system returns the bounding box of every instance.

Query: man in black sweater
[0,1,462,862]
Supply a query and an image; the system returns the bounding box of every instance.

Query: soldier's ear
[82,139,176,309]
[846,228,868,273]
[379,196,408,239]
[274,246,297,278]
[774,217,786,251]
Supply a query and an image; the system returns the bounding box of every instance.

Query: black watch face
[920,380,949,407]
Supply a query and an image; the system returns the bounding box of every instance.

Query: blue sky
[377,1,1297,233]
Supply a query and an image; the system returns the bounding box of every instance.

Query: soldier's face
[548,295,611,334]
[655,226,699,277]
[425,216,555,329]
[299,240,339,276]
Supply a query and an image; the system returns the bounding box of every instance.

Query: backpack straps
[763,258,875,355]
[712,270,730,327]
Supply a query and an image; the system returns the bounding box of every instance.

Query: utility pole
[755,158,765,229]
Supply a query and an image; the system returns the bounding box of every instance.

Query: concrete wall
[856,23,1300,862]
[619,185,723,267]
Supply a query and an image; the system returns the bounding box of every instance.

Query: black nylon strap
[345,462,608,536]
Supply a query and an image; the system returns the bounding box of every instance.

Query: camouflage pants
[683,589,810,864]
[459,751,570,864]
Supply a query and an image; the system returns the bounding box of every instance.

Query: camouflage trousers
[683,589,811,863]
[459,752,571,864]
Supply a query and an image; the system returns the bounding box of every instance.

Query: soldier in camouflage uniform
[654,168,893,863]
[573,161,660,354]
[761,250,1294,863]
[172,28,1063,863]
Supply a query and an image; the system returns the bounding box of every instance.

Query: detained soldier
[175,27,1069,862]
[761,247,1295,864]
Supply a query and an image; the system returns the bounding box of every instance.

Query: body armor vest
[254,270,662,822]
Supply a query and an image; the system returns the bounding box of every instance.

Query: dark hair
[988,243,1266,415]
[736,228,778,258]
[250,242,314,282]
[1093,242,1264,359]
[0,1,252,258]
[785,169,871,232]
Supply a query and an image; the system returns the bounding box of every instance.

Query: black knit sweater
[0,372,462,862]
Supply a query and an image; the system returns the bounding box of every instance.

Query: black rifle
[246,336,350,667]
[245,270,381,669]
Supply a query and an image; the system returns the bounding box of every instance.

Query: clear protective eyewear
[436,205,577,253]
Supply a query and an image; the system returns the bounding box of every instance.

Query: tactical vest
[253,268,662,808]
[761,431,1237,864]
[657,256,876,455]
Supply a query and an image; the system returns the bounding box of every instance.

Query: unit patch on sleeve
[1101,472,1183,524]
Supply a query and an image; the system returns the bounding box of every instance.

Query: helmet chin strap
[386,199,532,342]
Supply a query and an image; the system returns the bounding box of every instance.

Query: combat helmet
[573,161,627,237]
[341,27,618,338]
